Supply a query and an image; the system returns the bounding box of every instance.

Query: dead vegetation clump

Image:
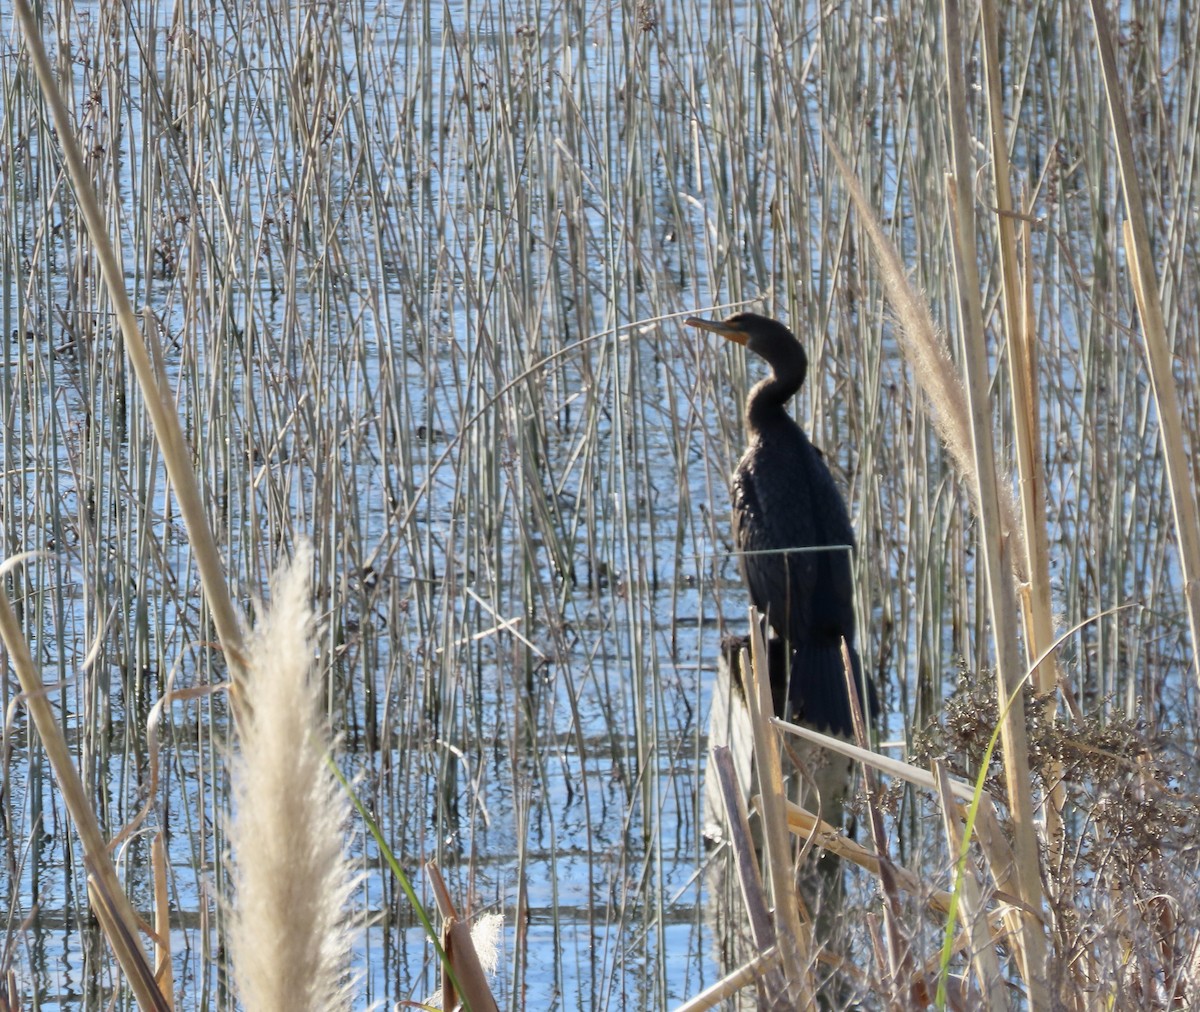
[910,665,1200,1005]
[919,667,1199,866]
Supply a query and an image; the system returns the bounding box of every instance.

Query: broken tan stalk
[673,946,782,1012]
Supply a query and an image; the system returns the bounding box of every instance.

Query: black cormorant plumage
[688,312,875,737]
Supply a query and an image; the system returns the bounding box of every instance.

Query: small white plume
[422,912,505,1010]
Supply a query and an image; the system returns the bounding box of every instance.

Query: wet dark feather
[732,429,856,648]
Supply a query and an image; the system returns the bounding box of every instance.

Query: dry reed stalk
[710,744,792,1005]
[710,746,776,954]
[794,807,940,927]
[967,798,1024,945]
[945,1,1054,999]
[1089,0,1200,685]
[973,0,1067,871]
[784,774,1027,962]
[425,862,501,1012]
[845,645,915,1006]
[0,560,164,1009]
[440,917,501,1012]
[825,115,1048,1004]
[12,0,250,700]
[228,542,357,1011]
[945,173,1048,1005]
[786,800,1010,972]
[672,946,781,1012]
[86,871,171,1011]
[0,970,18,1010]
[774,716,985,806]
[742,618,816,1007]
[152,831,175,1006]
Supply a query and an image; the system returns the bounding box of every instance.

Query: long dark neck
[745,371,803,435]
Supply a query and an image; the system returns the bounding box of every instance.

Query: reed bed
[1,0,1197,1007]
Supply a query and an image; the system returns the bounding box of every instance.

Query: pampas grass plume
[228,541,358,1010]
[824,133,1028,577]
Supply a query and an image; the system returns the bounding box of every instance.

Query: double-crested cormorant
[687,312,874,738]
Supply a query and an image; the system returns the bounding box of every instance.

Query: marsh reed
[2,0,1198,1006]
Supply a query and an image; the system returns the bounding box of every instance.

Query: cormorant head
[685,312,807,383]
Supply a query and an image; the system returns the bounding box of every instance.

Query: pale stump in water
[703,634,857,1009]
